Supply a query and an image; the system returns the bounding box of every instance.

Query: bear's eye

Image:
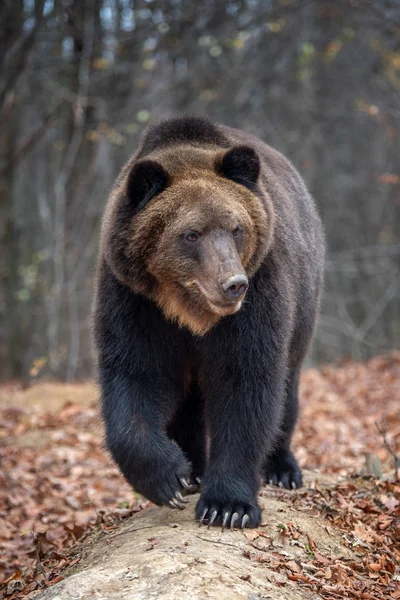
[232,225,241,237]
[185,231,199,242]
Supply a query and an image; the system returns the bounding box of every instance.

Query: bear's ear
[219,145,260,188]
[126,160,169,211]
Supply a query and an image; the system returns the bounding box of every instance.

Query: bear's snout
[221,274,249,301]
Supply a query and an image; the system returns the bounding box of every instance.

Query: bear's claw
[222,511,230,530]
[169,498,186,510]
[179,477,192,490]
[168,490,191,510]
[198,506,252,530]
[176,491,189,503]
[199,507,208,525]
[208,509,218,528]
[179,477,199,494]
[230,512,239,529]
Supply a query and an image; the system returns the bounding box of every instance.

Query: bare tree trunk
[0,0,44,380]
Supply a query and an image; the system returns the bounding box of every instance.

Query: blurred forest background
[0,0,399,382]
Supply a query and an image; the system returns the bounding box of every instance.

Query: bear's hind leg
[264,449,302,489]
[263,367,303,489]
[167,380,206,487]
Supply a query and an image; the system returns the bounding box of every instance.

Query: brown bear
[93,116,325,529]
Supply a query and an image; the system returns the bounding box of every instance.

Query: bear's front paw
[264,449,302,489]
[133,446,194,509]
[195,487,261,529]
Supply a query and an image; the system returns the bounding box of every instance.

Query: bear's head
[102,143,274,335]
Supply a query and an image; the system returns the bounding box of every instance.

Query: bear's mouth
[184,280,245,316]
[205,299,243,316]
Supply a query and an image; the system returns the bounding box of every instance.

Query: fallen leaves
[0,352,399,598]
[246,353,400,600]
[0,393,147,596]
[261,475,400,599]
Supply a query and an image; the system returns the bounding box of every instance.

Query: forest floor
[0,354,399,599]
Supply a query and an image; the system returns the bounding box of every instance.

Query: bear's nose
[221,275,249,300]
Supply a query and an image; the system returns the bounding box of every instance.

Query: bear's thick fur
[93,116,325,528]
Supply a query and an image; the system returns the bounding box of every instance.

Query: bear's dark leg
[196,321,288,529]
[263,366,303,489]
[167,380,206,485]
[100,366,192,509]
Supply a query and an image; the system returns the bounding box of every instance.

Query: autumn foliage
[0,354,399,598]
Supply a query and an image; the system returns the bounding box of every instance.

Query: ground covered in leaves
[0,354,399,599]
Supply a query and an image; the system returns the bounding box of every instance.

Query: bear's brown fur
[93,116,324,528]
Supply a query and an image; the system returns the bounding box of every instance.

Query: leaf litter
[0,353,399,598]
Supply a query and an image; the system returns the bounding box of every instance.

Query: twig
[354,275,400,346]
[375,416,400,480]
[196,535,242,549]
[30,531,46,580]
[0,112,55,176]
[107,524,169,539]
